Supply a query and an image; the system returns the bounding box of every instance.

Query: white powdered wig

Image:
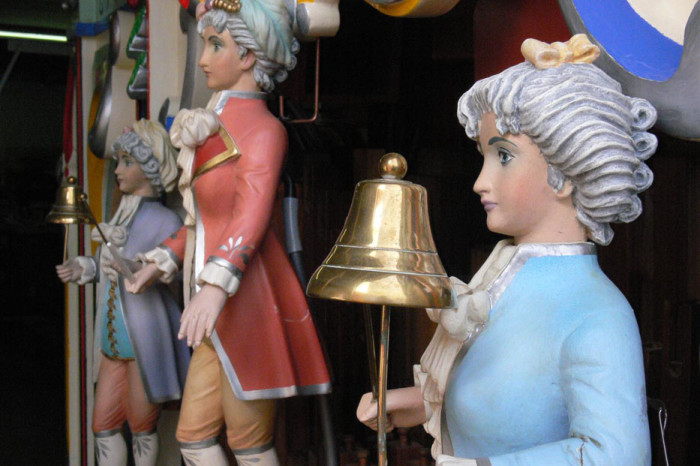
[111,120,179,196]
[198,0,300,93]
[458,61,657,245]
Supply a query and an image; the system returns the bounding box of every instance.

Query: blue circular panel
[572,0,683,81]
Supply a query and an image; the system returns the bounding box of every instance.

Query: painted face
[114,150,153,196]
[473,112,565,244]
[198,26,248,91]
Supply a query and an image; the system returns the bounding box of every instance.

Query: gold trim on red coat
[192,126,241,181]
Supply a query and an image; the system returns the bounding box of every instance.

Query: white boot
[132,430,159,466]
[95,430,128,466]
[180,443,228,466]
[234,447,280,466]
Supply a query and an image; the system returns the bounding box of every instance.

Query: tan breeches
[175,340,276,452]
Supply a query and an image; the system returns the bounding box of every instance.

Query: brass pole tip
[379,153,407,180]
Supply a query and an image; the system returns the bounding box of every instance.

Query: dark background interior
[0,0,698,465]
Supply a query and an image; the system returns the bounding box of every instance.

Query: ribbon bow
[521,34,600,70]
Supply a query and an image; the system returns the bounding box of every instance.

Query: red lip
[481,200,496,212]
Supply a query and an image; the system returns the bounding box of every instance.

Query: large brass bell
[45,176,92,225]
[307,153,454,466]
[307,152,454,308]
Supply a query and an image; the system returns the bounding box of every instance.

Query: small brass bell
[45,176,92,225]
[307,152,455,309]
[46,175,135,281]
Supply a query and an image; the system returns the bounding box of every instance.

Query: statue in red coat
[127,1,330,464]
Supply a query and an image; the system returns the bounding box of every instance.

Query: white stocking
[234,447,280,466]
[180,443,228,466]
[94,430,127,466]
[132,431,159,466]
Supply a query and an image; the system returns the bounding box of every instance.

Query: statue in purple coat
[56,120,190,466]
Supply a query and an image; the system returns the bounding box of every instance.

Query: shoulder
[220,101,287,142]
[528,256,643,354]
[248,113,287,144]
[501,253,636,331]
[137,202,182,231]
[248,111,287,145]
[519,254,629,306]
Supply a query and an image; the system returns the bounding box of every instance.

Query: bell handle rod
[79,195,137,283]
[377,304,391,466]
[62,225,69,263]
[363,304,379,399]
[79,194,110,245]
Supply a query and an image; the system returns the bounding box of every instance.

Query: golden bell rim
[307,265,455,309]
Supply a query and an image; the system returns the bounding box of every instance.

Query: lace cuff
[75,256,97,285]
[197,258,241,296]
[137,247,179,283]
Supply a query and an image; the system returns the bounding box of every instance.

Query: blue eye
[498,149,513,166]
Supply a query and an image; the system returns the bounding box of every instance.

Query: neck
[514,224,588,245]
[226,72,261,93]
[129,186,156,197]
[514,199,588,245]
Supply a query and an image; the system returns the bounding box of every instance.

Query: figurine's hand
[56,259,83,283]
[106,257,140,279]
[356,386,426,431]
[436,455,478,466]
[356,392,395,432]
[178,284,228,348]
[122,258,143,273]
[124,263,163,294]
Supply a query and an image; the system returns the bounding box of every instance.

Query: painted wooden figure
[357,35,656,466]
[56,120,189,466]
[126,1,331,465]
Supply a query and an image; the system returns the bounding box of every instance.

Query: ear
[240,51,256,71]
[555,180,575,199]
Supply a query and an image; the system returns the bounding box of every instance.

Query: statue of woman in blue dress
[357,34,656,466]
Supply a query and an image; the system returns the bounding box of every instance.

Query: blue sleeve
[489,307,651,466]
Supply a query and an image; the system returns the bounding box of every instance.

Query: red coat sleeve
[161,224,188,262]
[206,120,287,274]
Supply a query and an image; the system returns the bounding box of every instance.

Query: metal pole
[377,305,391,466]
[363,304,379,399]
[63,224,69,263]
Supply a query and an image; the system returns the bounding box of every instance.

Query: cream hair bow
[521,33,600,69]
